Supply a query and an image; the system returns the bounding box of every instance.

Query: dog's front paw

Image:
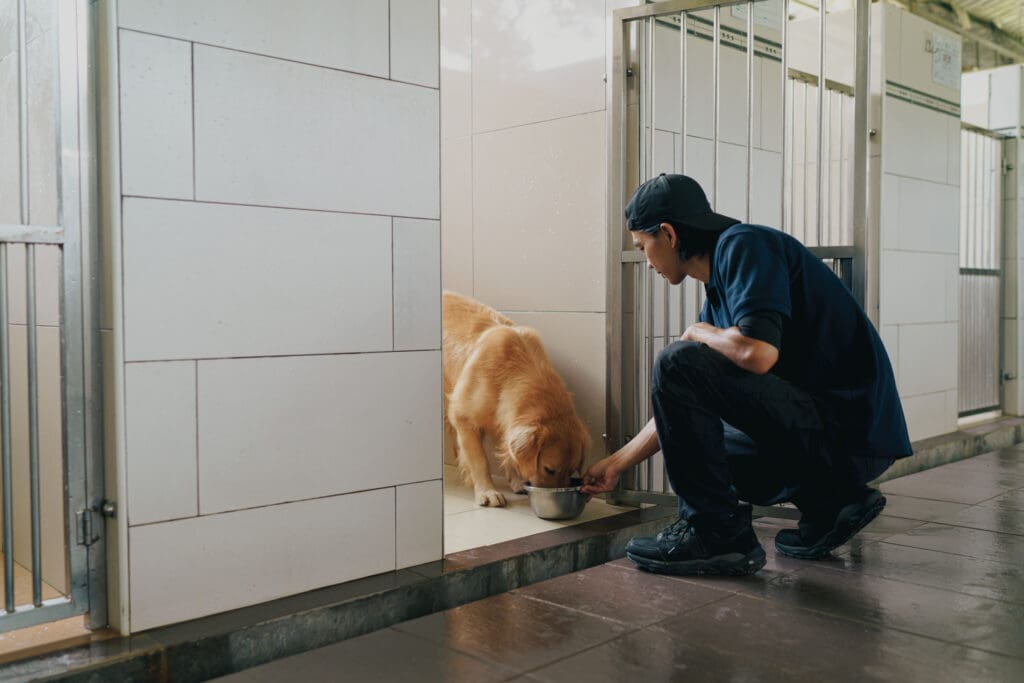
[509,478,527,494]
[476,489,507,507]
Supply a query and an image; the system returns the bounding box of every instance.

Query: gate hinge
[76,508,102,547]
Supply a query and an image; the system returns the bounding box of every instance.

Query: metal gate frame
[0,0,105,632]
[605,0,872,508]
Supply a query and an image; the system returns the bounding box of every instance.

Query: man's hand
[580,455,622,497]
[681,322,714,342]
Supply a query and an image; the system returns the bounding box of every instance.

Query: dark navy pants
[650,341,893,522]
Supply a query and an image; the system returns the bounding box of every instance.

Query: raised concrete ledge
[1,506,679,682]
[875,416,1024,484]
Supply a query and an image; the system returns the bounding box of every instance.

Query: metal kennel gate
[606,0,871,506]
[958,125,1007,416]
[0,0,105,631]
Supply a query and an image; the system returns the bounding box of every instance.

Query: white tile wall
[391,0,440,87]
[441,137,473,294]
[193,45,439,219]
[894,176,958,253]
[900,391,948,442]
[884,98,952,185]
[472,112,606,312]
[122,198,392,361]
[125,362,197,525]
[892,12,959,103]
[989,66,1022,132]
[471,0,605,133]
[897,322,958,396]
[501,311,606,459]
[394,218,442,351]
[880,325,899,369]
[880,250,953,325]
[129,488,395,631]
[198,351,441,514]
[118,0,389,76]
[396,480,443,568]
[440,0,471,140]
[880,174,899,251]
[118,30,193,199]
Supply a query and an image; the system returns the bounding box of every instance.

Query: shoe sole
[625,546,767,576]
[775,492,887,560]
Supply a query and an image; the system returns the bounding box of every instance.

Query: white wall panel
[118,0,389,76]
[129,489,395,631]
[193,45,439,219]
[198,351,441,514]
[122,198,393,361]
[119,30,193,199]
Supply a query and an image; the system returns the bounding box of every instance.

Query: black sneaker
[775,487,886,560]
[625,506,766,576]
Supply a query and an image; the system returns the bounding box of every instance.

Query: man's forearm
[612,418,660,471]
[683,323,778,375]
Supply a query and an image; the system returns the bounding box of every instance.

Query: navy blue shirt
[699,224,912,460]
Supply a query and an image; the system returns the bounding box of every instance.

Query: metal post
[781,0,790,232]
[852,0,872,315]
[712,6,720,209]
[0,245,13,613]
[680,12,687,173]
[816,0,827,246]
[27,246,41,606]
[746,1,754,222]
[647,16,655,180]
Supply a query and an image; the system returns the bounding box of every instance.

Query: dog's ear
[505,425,538,456]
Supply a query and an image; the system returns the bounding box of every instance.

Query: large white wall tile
[394,218,442,351]
[118,0,388,76]
[880,324,899,369]
[750,150,783,227]
[129,488,395,631]
[471,0,605,132]
[193,45,439,219]
[125,362,197,525]
[391,0,439,87]
[441,137,473,294]
[396,480,443,569]
[472,112,605,312]
[501,311,606,461]
[897,322,958,396]
[198,351,441,514]
[118,30,193,200]
[440,0,471,139]
[895,176,958,253]
[988,65,1022,133]
[880,250,953,325]
[122,199,392,361]
[893,12,959,103]
[883,98,952,185]
[901,391,949,442]
[880,173,899,251]
[653,23,681,135]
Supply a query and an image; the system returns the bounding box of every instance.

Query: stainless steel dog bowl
[523,478,587,520]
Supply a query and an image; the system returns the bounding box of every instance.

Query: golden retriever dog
[443,291,590,507]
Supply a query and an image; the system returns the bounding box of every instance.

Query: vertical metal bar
[839,94,847,242]
[647,16,655,180]
[27,246,41,606]
[852,0,871,314]
[826,90,833,245]
[607,14,626,459]
[645,269,655,491]
[803,81,811,243]
[781,0,790,232]
[0,245,13,613]
[712,6,720,209]
[816,0,827,246]
[745,1,754,222]
[680,11,687,173]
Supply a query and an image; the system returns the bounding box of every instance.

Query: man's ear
[661,222,678,248]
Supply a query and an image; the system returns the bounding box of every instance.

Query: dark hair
[633,222,720,262]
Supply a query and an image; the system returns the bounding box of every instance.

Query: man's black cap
[624,173,740,233]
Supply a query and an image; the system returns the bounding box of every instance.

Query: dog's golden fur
[443,291,590,506]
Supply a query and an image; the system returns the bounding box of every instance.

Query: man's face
[632,224,684,285]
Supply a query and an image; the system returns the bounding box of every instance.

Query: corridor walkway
[218,446,1024,682]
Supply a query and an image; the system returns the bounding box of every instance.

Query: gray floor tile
[879,493,972,521]
[763,565,1024,657]
[834,540,1024,605]
[879,466,1021,504]
[978,488,1024,512]
[392,592,631,676]
[934,501,1024,536]
[525,593,1024,683]
[883,522,1024,566]
[511,562,732,627]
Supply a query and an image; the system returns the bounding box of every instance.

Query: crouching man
[582,174,911,576]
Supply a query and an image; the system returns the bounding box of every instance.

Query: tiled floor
[222,446,1024,681]
[444,464,634,554]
